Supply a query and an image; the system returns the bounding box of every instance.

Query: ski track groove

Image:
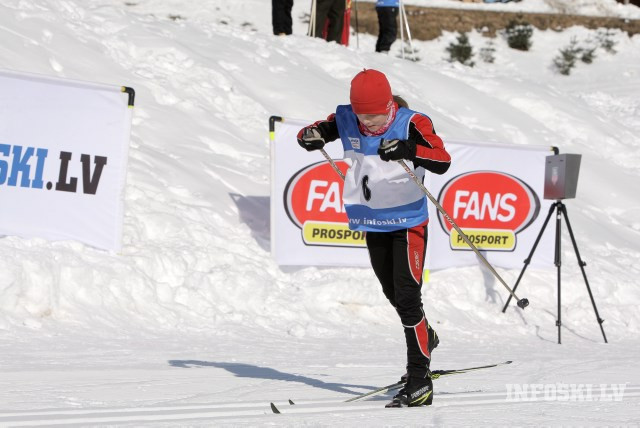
[2,387,639,425]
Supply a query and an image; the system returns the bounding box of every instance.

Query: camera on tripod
[544,153,582,201]
[503,152,607,344]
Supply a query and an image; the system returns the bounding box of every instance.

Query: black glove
[378,139,416,162]
[298,126,326,152]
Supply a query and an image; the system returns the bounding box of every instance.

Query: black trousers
[272,0,294,35]
[313,0,345,43]
[375,6,398,52]
[366,220,432,378]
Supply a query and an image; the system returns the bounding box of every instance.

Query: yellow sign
[450,228,515,251]
[302,221,366,247]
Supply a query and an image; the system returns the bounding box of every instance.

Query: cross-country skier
[297,68,451,407]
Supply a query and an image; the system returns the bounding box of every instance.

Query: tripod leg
[502,202,556,312]
[555,202,562,344]
[559,204,608,343]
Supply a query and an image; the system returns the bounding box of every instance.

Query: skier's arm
[408,114,451,175]
[297,114,340,151]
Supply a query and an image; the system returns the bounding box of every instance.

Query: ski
[343,380,402,403]
[271,360,512,413]
[347,360,512,403]
[431,360,513,380]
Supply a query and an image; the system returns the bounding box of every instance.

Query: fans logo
[284,161,365,247]
[437,171,540,251]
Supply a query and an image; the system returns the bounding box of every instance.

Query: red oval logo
[438,171,539,233]
[285,161,349,228]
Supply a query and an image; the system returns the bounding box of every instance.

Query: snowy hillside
[1,0,639,425]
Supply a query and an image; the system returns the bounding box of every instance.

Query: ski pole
[399,0,417,60]
[319,145,528,310]
[320,147,345,180]
[308,0,316,37]
[399,0,405,59]
[394,158,529,309]
[354,0,359,49]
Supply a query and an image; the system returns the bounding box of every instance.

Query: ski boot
[385,375,433,407]
[400,322,439,383]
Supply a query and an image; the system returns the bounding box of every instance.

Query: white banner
[427,141,555,270]
[271,117,555,270]
[270,118,369,266]
[0,69,133,251]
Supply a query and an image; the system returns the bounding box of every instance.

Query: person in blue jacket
[376,0,399,53]
[297,69,451,407]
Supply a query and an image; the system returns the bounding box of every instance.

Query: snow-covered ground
[1,0,639,425]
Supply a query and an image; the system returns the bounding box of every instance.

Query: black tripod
[502,200,607,344]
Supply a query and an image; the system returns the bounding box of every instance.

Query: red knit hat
[350,69,393,115]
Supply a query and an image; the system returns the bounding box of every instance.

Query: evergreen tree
[505,17,533,51]
[446,32,475,67]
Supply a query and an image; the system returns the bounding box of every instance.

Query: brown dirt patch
[351,5,640,40]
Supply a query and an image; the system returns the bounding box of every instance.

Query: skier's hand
[378,139,416,162]
[298,126,326,151]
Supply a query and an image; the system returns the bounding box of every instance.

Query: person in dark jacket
[376,0,399,53]
[297,69,451,407]
[311,0,346,43]
[272,0,294,35]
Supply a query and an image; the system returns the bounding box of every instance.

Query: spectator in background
[376,0,399,53]
[272,0,294,35]
[311,0,346,43]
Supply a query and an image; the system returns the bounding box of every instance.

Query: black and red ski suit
[299,104,451,378]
